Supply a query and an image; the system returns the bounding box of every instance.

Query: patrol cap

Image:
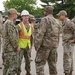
[21,10,29,16]
[29,15,34,18]
[57,10,67,16]
[29,15,36,21]
[44,6,54,11]
[8,8,20,15]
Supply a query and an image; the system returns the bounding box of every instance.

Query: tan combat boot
[0,67,2,69]
[65,73,69,75]
[26,71,32,75]
[69,71,72,75]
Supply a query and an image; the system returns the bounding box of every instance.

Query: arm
[67,21,75,43]
[34,18,47,51]
[7,23,18,50]
[0,14,3,34]
[72,22,75,42]
[16,24,21,32]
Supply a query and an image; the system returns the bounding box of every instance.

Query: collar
[62,18,70,26]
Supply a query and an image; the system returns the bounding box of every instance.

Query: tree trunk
[62,0,64,4]
[47,2,49,5]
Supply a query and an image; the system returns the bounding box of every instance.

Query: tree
[40,0,75,19]
[3,0,43,17]
[64,0,75,18]
[3,0,36,15]
[40,0,66,5]
[33,8,44,18]
[54,0,75,18]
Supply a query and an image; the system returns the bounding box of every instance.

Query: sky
[0,0,5,11]
[0,0,44,11]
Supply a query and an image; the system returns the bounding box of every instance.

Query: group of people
[34,6,75,75]
[0,5,75,75]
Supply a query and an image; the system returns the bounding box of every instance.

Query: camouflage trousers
[35,46,58,75]
[3,51,19,75]
[18,47,31,73]
[0,36,1,52]
[63,42,74,73]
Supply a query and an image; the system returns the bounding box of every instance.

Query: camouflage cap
[44,6,54,11]
[29,15,34,18]
[29,14,36,21]
[8,8,20,15]
[57,10,67,16]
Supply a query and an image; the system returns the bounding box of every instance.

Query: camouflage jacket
[34,23,40,38]
[62,18,75,43]
[34,14,60,49]
[0,14,3,35]
[3,19,19,53]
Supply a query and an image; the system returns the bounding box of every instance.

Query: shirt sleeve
[67,21,75,41]
[7,23,18,49]
[16,24,21,32]
[0,14,3,34]
[71,22,75,41]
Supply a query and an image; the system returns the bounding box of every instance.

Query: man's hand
[35,46,38,51]
[34,45,40,51]
[69,40,75,43]
[16,47,20,53]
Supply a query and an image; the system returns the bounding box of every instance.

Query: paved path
[0,36,75,75]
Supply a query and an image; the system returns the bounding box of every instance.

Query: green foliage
[3,0,36,14]
[4,0,75,19]
[40,0,55,5]
[41,0,75,19]
[54,0,75,18]
[3,0,43,18]
[33,8,44,18]
[40,0,55,4]
[40,0,65,5]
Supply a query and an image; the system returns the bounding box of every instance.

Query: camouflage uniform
[3,19,19,75]
[34,14,60,75]
[0,13,3,51]
[0,13,3,69]
[34,23,40,37]
[29,15,36,25]
[62,18,75,73]
[29,15,35,63]
[17,47,31,72]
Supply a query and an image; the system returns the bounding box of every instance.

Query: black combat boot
[65,73,69,75]
[0,67,2,69]
[26,71,32,75]
[69,71,72,75]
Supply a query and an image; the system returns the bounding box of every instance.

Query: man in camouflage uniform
[3,8,20,75]
[0,13,3,69]
[34,6,60,75]
[57,10,75,75]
